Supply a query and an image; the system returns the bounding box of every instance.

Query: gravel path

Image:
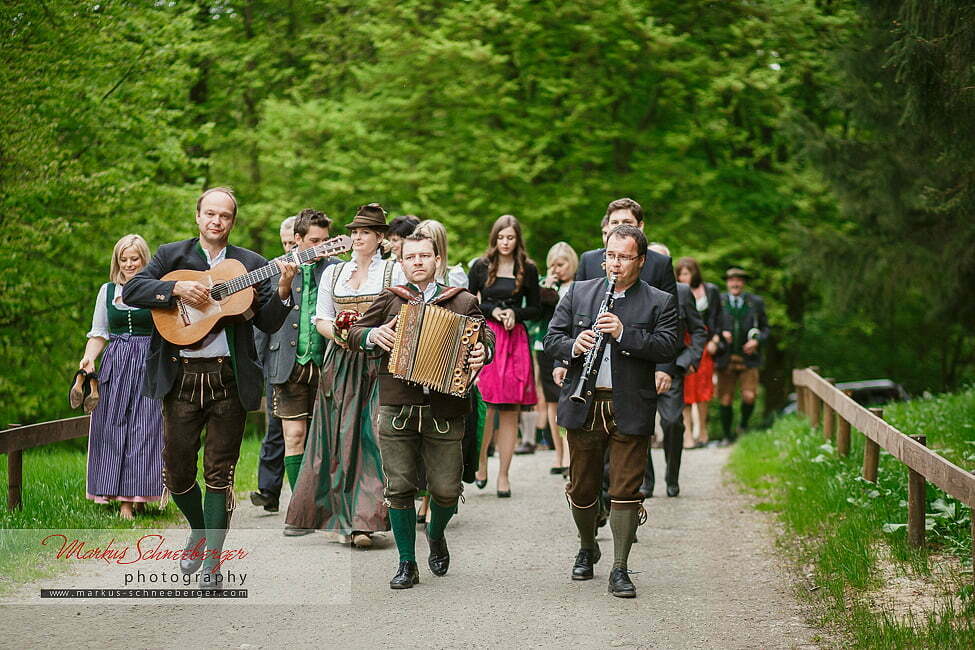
[0,445,818,649]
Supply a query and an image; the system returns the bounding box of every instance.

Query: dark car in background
[781,379,910,415]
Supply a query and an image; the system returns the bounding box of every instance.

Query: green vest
[726,295,749,354]
[295,264,326,366]
[106,283,153,335]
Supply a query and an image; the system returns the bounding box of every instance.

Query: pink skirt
[478,320,537,407]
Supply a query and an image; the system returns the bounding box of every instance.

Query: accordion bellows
[388,300,482,397]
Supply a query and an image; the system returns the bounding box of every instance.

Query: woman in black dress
[468,215,540,497]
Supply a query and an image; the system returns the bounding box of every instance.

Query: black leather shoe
[250,490,279,513]
[514,441,536,455]
[283,525,314,537]
[426,528,450,576]
[389,561,420,589]
[475,477,487,489]
[608,567,636,598]
[497,490,511,498]
[571,545,601,581]
[666,484,679,497]
[179,531,204,575]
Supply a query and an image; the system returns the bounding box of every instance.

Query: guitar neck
[219,247,322,298]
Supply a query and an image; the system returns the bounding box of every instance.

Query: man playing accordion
[348,231,494,589]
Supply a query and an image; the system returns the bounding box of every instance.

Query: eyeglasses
[605,253,640,263]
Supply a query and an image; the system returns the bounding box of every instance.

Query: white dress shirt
[181,246,231,358]
[572,290,626,389]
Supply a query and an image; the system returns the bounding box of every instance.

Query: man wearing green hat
[714,268,769,443]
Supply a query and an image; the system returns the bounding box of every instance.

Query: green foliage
[729,390,975,647]
[796,0,975,393]
[1,0,970,427]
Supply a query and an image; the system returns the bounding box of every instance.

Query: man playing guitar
[122,187,298,589]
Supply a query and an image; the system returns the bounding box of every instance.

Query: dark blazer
[347,284,497,419]
[122,238,292,411]
[698,282,724,336]
[255,257,339,384]
[543,278,679,436]
[714,291,770,370]
[675,283,707,374]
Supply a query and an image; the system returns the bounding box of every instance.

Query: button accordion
[388,300,483,397]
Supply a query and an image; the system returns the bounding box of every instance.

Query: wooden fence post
[796,385,806,417]
[6,424,22,511]
[837,417,851,457]
[809,391,822,429]
[822,378,836,441]
[862,408,882,483]
[907,435,927,548]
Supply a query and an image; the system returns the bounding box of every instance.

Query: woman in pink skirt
[468,215,540,497]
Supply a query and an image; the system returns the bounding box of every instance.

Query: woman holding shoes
[80,234,163,519]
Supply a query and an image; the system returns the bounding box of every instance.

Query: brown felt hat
[725,267,751,279]
[345,203,389,231]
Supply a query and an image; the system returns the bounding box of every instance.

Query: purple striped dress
[85,283,164,503]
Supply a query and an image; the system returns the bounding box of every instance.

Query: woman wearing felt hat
[285,203,406,547]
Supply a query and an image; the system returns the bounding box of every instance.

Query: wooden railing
[1,416,91,511]
[793,368,975,570]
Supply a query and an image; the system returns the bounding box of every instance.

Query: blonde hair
[546,241,578,278]
[415,219,450,282]
[110,234,150,285]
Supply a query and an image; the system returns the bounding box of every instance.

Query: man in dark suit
[575,197,677,297]
[348,232,493,589]
[573,198,677,498]
[122,187,296,588]
[251,215,297,514]
[545,225,678,599]
[252,209,339,530]
[645,243,707,498]
[714,267,770,443]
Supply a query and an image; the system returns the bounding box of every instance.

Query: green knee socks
[571,505,598,551]
[720,405,734,439]
[610,508,640,570]
[284,453,304,491]
[427,501,455,541]
[202,488,231,572]
[388,507,417,563]
[171,483,205,531]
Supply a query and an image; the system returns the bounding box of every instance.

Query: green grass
[729,388,975,648]
[0,423,264,593]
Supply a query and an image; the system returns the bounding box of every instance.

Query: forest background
[1,0,973,427]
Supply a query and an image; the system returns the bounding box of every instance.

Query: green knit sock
[284,453,304,491]
[171,483,204,531]
[571,505,598,550]
[610,508,640,570]
[427,501,455,541]
[740,402,755,429]
[388,507,417,563]
[720,405,734,439]
[202,489,230,571]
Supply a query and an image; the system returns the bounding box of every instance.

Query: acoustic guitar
[152,235,352,346]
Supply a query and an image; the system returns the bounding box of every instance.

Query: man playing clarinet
[544,225,678,598]
[348,231,494,589]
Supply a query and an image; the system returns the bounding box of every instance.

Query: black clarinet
[569,273,618,405]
